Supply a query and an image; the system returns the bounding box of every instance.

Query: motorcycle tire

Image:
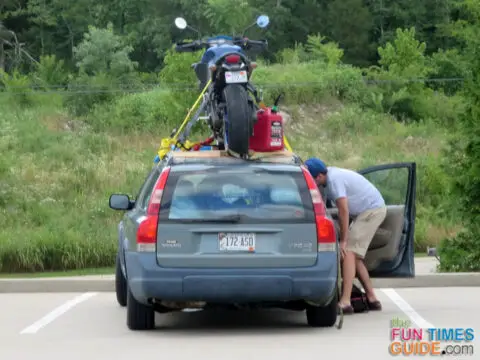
[223,84,251,157]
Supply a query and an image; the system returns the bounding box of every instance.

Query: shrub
[437,0,480,272]
[0,69,37,107]
[252,61,369,105]
[438,227,480,272]
[89,88,192,132]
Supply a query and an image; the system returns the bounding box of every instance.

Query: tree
[73,22,137,77]
[438,0,480,272]
[326,0,374,66]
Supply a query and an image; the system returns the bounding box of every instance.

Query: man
[304,158,387,314]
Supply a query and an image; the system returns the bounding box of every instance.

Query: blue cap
[304,158,328,177]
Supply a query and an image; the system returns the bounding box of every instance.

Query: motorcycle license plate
[225,71,248,84]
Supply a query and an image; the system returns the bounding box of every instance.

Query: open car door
[326,162,416,278]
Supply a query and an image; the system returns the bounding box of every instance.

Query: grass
[0,267,115,278]
[0,59,462,273]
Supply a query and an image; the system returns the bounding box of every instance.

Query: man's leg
[346,207,387,309]
[356,258,378,303]
[339,250,356,310]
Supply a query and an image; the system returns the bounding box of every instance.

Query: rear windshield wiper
[175,214,243,223]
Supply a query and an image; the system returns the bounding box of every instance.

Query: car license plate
[225,71,248,84]
[218,232,255,252]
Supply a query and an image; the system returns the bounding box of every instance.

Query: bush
[438,227,480,272]
[252,61,369,105]
[89,88,193,132]
[437,0,480,272]
[0,69,37,107]
[64,73,121,117]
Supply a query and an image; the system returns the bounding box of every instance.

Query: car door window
[135,168,160,211]
[361,167,409,206]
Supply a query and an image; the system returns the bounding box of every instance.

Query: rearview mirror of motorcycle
[256,15,270,28]
[174,17,187,30]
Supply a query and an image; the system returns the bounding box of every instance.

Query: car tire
[305,291,338,328]
[126,286,155,330]
[115,254,127,307]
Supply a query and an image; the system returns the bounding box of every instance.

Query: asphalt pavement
[0,287,478,360]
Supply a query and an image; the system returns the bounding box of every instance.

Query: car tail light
[225,54,240,64]
[301,166,336,252]
[136,167,171,252]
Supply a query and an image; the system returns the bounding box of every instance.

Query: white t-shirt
[325,167,385,216]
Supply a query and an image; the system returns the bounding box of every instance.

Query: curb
[1,273,479,293]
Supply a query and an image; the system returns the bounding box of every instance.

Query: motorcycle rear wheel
[223,84,251,156]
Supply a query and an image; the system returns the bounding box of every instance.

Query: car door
[326,162,416,278]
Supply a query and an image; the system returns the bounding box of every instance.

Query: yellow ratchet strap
[156,80,212,161]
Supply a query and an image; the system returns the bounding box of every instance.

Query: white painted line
[20,292,98,334]
[381,288,435,329]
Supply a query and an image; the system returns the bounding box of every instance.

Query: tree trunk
[0,42,4,71]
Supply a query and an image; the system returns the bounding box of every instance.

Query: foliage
[73,23,137,77]
[364,27,454,122]
[31,55,69,88]
[0,69,36,106]
[438,0,480,272]
[305,34,344,66]
[0,0,464,73]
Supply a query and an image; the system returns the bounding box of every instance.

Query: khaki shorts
[347,206,387,258]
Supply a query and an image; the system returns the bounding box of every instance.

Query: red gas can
[249,107,284,152]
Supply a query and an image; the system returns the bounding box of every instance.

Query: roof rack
[167,149,302,165]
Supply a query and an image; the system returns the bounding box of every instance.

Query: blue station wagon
[109,151,417,330]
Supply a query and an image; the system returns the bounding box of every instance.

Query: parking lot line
[381,288,434,329]
[19,292,98,334]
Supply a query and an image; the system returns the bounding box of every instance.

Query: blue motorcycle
[173,15,270,157]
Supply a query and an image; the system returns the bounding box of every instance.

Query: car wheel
[305,291,338,328]
[115,254,127,307]
[126,286,155,330]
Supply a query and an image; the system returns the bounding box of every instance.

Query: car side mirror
[109,194,134,210]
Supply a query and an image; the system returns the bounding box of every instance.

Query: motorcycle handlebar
[175,38,267,52]
[245,39,268,48]
[175,41,205,52]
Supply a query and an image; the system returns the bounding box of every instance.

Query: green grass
[0,267,114,278]
[0,59,462,273]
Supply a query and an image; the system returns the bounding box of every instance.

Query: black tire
[126,286,155,330]
[305,291,338,328]
[115,254,127,307]
[223,84,251,156]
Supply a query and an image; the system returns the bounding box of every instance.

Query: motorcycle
[173,15,270,158]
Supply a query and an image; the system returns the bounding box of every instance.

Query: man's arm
[336,197,349,244]
[327,179,349,244]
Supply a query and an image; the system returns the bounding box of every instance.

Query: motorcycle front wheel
[223,84,251,157]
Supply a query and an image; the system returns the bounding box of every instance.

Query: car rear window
[159,167,315,223]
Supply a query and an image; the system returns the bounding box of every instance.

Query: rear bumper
[125,252,338,305]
